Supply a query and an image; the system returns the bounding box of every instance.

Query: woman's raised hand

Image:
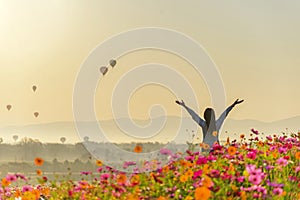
[233,99,244,106]
[175,100,185,106]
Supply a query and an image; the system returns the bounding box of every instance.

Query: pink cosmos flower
[246,164,266,185]
[80,171,92,175]
[289,176,297,182]
[236,176,245,183]
[207,154,217,162]
[210,169,220,178]
[196,156,207,165]
[267,180,284,188]
[100,173,110,181]
[15,173,27,181]
[238,154,244,161]
[123,161,136,169]
[221,172,232,181]
[266,165,274,170]
[248,174,262,185]
[212,143,223,150]
[160,148,173,156]
[112,190,121,198]
[278,146,287,154]
[22,185,33,192]
[253,193,260,198]
[246,164,256,173]
[257,185,267,195]
[266,135,273,141]
[97,167,103,172]
[192,179,202,188]
[251,128,259,135]
[276,157,288,166]
[192,169,202,180]
[247,151,257,160]
[185,155,194,162]
[269,146,277,151]
[5,174,17,182]
[273,187,283,196]
[278,136,286,142]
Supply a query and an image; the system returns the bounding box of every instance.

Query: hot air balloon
[13,135,18,142]
[109,59,116,67]
[32,85,37,92]
[34,112,39,118]
[100,67,108,75]
[83,136,89,142]
[60,137,66,144]
[6,105,12,111]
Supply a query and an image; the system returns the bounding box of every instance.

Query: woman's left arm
[216,99,244,129]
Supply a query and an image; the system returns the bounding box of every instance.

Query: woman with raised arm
[176,99,244,151]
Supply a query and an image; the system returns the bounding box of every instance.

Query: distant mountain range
[0,116,299,144]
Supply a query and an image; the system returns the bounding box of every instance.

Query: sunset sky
[0,0,300,127]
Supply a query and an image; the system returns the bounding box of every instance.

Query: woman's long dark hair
[204,108,217,132]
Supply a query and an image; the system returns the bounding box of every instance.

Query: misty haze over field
[0,116,299,144]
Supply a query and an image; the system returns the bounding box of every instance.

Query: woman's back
[176,99,244,151]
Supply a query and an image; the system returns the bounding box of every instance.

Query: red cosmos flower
[151,173,162,184]
[251,128,259,135]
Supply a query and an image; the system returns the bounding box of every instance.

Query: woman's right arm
[216,99,244,129]
[175,100,206,127]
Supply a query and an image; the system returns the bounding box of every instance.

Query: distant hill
[222,116,300,137]
[0,116,299,144]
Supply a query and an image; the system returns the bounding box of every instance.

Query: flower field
[1,131,300,200]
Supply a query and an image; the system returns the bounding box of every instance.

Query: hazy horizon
[1,114,300,127]
[0,115,298,144]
